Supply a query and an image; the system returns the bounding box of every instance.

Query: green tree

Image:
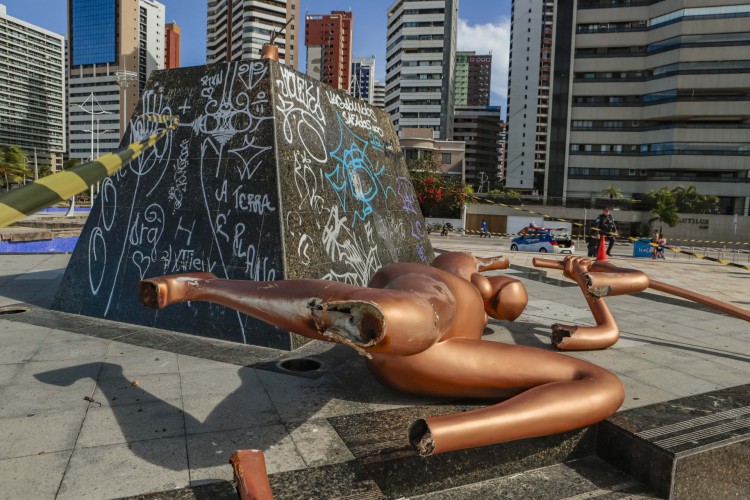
[487,188,521,204]
[672,185,718,214]
[601,185,622,201]
[407,151,468,218]
[644,187,679,233]
[0,146,28,191]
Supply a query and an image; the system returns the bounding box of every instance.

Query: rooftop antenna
[262,15,294,62]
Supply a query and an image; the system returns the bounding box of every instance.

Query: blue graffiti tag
[326,112,389,227]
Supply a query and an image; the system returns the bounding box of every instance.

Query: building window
[442,153,452,164]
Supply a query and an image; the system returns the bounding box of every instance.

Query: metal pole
[33,147,38,180]
[90,96,95,206]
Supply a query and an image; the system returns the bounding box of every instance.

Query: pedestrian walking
[480,219,491,238]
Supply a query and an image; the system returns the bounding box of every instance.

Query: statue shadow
[33,356,444,475]
[33,361,312,472]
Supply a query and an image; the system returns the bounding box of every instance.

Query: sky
[2,0,511,106]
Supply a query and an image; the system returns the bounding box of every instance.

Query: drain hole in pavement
[278,358,322,372]
[0,306,30,315]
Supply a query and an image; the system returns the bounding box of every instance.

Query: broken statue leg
[230,450,273,500]
[367,339,624,455]
[139,273,449,356]
[533,256,649,351]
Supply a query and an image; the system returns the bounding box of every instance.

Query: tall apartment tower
[165,22,180,69]
[566,0,750,214]
[508,0,750,214]
[454,106,503,190]
[455,51,492,106]
[505,0,554,195]
[207,0,300,67]
[385,0,459,140]
[67,0,165,161]
[305,11,353,91]
[0,4,66,171]
[351,56,375,103]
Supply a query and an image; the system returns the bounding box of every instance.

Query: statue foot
[309,299,385,351]
[139,273,217,309]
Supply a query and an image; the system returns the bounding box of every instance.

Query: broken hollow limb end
[550,323,574,349]
[138,272,217,309]
[408,418,436,456]
[310,299,385,350]
[230,450,274,500]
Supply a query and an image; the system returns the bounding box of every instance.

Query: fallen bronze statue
[534,256,750,351]
[139,251,624,457]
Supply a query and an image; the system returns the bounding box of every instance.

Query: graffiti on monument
[52,60,432,347]
[273,64,430,286]
[55,61,282,344]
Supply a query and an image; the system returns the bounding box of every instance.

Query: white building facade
[385,0,459,140]
[206,0,299,67]
[0,4,66,170]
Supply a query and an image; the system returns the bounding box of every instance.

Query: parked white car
[510,229,575,254]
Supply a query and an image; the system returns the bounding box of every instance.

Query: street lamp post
[69,92,108,214]
[116,69,138,135]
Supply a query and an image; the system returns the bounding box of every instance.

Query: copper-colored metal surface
[230,449,273,500]
[140,251,624,456]
[648,279,750,322]
[533,256,750,348]
[261,43,279,61]
[532,256,650,351]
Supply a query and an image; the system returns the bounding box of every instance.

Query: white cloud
[457,17,510,107]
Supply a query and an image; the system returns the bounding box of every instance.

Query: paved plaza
[0,235,748,499]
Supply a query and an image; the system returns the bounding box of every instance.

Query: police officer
[594,207,617,256]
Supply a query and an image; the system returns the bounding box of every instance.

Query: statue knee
[484,278,528,321]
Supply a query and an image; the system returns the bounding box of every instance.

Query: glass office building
[71,0,117,66]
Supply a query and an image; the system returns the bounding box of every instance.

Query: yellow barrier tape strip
[0,116,178,228]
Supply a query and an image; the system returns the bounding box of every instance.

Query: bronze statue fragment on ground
[534,256,750,351]
[140,251,624,456]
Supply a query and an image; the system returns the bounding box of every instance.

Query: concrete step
[597,383,750,499]
[411,456,657,499]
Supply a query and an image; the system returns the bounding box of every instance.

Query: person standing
[594,207,617,256]
[587,223,600,258]
[651,230,660,260]
[657,233,667,260]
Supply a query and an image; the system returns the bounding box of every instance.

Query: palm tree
[647,187,679,234]
[601,185,622,202]
[0,146,28,191]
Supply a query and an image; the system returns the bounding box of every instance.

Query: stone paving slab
[0,236,747,498]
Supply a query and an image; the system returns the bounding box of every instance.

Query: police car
[510,228,575,254]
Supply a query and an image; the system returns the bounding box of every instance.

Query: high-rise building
[455,51,492,107]
[455,52,470,106]
[505,0,553,195]
[165,22,180,69]
[453,106,503,191]
[351,56,375,103]
[207,0,300,67]
[0,4,66,171]
[507,0,749,215]
[67,0,165,161]
[305,11,353,91]
[385,0,459,140]
[373,81,385,109]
